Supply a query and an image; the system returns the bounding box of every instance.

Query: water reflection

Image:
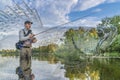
[0,56,68,80]
[65,58,120,80]
[0,56,120,80]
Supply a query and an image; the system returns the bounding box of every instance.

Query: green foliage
[91,59,120,80]
[100,16,120,33]
[32,43,58,53]
[55,48,81,63]
[99,15,120,53]
[107,34,120,53]
[0,49,18,57]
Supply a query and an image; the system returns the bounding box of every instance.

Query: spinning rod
[34,11,97,36]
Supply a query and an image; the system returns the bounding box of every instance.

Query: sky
[0,0,120,26]
[0,0,120,49]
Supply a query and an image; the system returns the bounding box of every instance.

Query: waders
[16,48,32,80]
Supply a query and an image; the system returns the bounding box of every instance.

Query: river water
[0,56,120,80]
[0,56,68,80]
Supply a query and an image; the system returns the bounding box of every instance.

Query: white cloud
[66,17,101,27]
[74,0,106,11]
[26,0,104,26]
[74,0,120,11]
[0,0,116,26]
[30,0,78,26]
[25,0,107,28]
[0,0,13,9]
[78,17,101,27]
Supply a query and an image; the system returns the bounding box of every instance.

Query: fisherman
[18,21,37,80]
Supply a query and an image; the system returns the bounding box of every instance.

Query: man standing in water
[19,21,37,80]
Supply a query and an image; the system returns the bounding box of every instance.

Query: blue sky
[69,1,120,21]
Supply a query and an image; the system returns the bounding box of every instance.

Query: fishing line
[34,11,97,36]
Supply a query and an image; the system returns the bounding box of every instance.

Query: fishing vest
[16,29,32,50]
[23,29,32,37]
[22,29,32,47]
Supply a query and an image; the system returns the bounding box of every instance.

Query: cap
[24,21,33,24]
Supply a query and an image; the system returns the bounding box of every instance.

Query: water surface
[0,56,68,80]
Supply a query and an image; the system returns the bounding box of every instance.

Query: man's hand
[32,38,37,43]
[29,34,35,38]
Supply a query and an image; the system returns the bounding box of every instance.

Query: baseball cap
[24,21,33,24]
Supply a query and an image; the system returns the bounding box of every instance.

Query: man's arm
[30,32,37,43]
[19,30,30,41]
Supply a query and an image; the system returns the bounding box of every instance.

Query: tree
[99,15,120,53]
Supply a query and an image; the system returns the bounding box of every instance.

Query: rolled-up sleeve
[19,30,29,41]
